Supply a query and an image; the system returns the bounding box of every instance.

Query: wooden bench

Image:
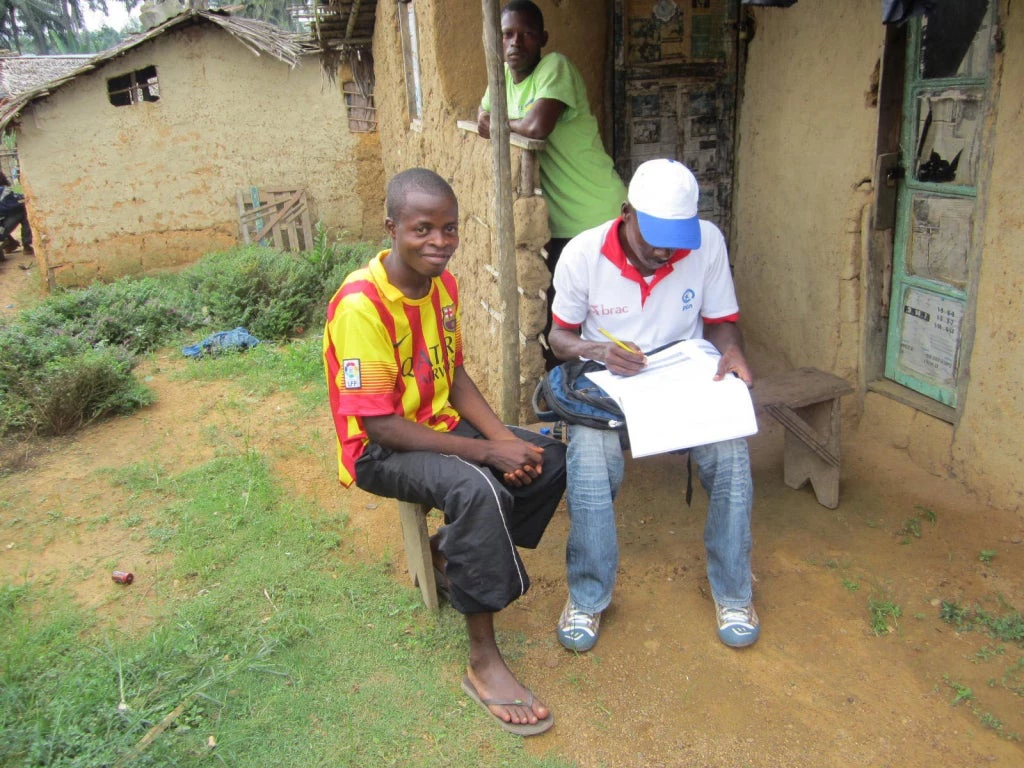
[750,367,854,509]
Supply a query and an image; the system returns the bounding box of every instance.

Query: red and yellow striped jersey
[323,251,464,486]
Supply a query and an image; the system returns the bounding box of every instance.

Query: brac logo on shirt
[590,303,630,316]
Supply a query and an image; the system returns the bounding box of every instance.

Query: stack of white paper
[584,339,758,458]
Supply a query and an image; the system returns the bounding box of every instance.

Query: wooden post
[482,0,520,423]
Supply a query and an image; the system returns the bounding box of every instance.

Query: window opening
[343,81,378,133]
[107,66,160,107]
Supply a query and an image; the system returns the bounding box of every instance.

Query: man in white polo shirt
[548,158,758,652]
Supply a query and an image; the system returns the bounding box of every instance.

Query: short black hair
[501,0,544,31]
[385,168,456,221]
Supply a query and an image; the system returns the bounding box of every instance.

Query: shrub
[306,225,379,306]
[16,277,202,354]
[184,239,375,340]
[27,349,154,435]
[183,248,319,340]
[0,275,193,438]
[0,235,375,441]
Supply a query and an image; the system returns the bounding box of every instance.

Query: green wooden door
[884,4,996,407]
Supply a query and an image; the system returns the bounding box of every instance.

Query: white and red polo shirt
[551,217,739,352]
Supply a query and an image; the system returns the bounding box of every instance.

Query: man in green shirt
[478,0,625,368]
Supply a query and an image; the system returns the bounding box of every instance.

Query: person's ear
[384,217,396,240]
[620,202,631,218]
[541,29,549,48]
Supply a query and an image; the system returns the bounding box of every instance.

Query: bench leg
[398,501,439,610]
[780,399,842,509]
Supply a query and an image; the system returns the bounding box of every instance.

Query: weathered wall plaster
[17,22,381,287]
[733,0,882,387]
[951,3,1024,510]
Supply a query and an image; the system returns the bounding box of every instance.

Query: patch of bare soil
[0,247,44,319]
[1,346,1022,767]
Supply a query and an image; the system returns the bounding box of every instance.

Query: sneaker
[2,237,18,253]
[557,597,601,652]
[715,601,760,648]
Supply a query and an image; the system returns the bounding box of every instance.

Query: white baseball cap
[627,159,701,250]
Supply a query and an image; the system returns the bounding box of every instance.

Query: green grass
[1,450,570,767]
[939,599,1024,643]
[173,336,326,412]
[868,598,901,636]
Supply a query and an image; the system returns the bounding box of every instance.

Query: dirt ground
[2,255,1023,767]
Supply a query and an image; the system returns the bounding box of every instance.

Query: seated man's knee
[693,438,751,475]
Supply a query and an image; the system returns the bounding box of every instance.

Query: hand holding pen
[598,328,648,376]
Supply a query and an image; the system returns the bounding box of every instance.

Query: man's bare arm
[476,98,565,141]
[703,322,753,385]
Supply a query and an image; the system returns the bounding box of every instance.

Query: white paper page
[584,338,758,457]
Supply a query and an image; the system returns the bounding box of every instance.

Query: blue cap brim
[635,211,702,250]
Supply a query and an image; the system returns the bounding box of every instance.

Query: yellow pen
[598,327,638,353]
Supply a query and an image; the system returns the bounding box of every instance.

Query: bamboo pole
[481,0,520,423]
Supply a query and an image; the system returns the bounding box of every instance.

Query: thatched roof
[0,9,320,132]
[312,0,378,51]
[0,55,93,100]
[310,0,378,90]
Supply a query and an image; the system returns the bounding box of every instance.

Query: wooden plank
[239,199,286,220]
[249,186,266,245]
[456,118,547,151]
[238,186,311,252]
[750,368,853,413]
[299,191,314,249]
[269,191,286,250]
[236,188,250,244]
[253,190,302,245]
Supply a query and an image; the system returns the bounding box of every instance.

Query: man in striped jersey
[324,168,566,736]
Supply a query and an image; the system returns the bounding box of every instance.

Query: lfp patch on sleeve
[342,359,361,389]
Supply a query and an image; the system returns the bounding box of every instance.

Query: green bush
[16,277,202,355]
[28,349,154,435]
[183,248,320,340]
[183,238,375,340]
[0,276,195,438]
[307,225,379,306]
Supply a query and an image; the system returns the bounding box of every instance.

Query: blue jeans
[565,425,753,614]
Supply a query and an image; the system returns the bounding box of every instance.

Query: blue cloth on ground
[182,327,260,359]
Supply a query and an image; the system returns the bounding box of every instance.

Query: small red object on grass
[112,570,134,585]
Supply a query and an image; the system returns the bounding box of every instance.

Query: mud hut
[0,8,383,287]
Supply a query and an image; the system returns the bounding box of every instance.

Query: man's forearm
[363,413,488,463]
[704,321,743,355]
